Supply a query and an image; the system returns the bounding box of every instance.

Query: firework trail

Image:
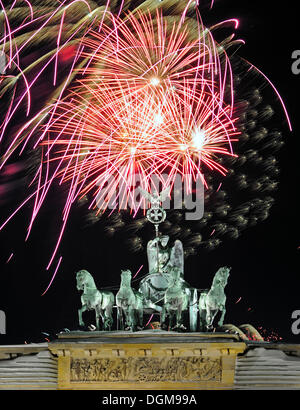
[0,1,292,279]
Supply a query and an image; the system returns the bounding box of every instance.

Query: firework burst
[0,1,292,275]
[38,10,239,217]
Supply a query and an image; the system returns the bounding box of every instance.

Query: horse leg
[121,308,127,331]
[218,306,226,327]
[78,305,87,328]
[124,308,130,331]
[124,308,131,331]
[95,307,102,331]
[104,294,114,331]
[206,307,214,331]
[175,306,182,330]
[199,309,206,332]
[105,305,113,331]
[117,307,124,330]
[101,309,108,331]
[160,306,167,330]
[102,302,113,331]
[207,308,218,331]
[138,308,143,330]
[199,295,207,331]
[129,307,136,332]
[169,310,175,330]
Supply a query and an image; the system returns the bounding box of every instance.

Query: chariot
[138,264,199,332]
[76,188,230,332]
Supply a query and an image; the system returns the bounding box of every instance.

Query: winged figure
[139,186,170,209]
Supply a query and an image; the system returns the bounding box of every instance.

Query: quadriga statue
[76,270,114,331]
[161,266,189,331]
[199,266,231,331]
[116,269,144,332]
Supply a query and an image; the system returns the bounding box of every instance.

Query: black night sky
[0,0,299,345]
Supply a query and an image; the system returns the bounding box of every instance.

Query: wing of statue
[168,239,184,276]
[138,187,153,204]
[159,186,170,203]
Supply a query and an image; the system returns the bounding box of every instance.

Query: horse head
[76,269,92,291]
[212,266,231,288]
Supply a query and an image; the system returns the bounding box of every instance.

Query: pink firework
[40,10,239,211]
[42,80,239,208]
[0,2,291,275]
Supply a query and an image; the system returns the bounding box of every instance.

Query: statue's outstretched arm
[147,237,160,248]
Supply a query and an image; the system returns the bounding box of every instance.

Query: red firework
[40,10,239,213]
[0,2,291,275]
